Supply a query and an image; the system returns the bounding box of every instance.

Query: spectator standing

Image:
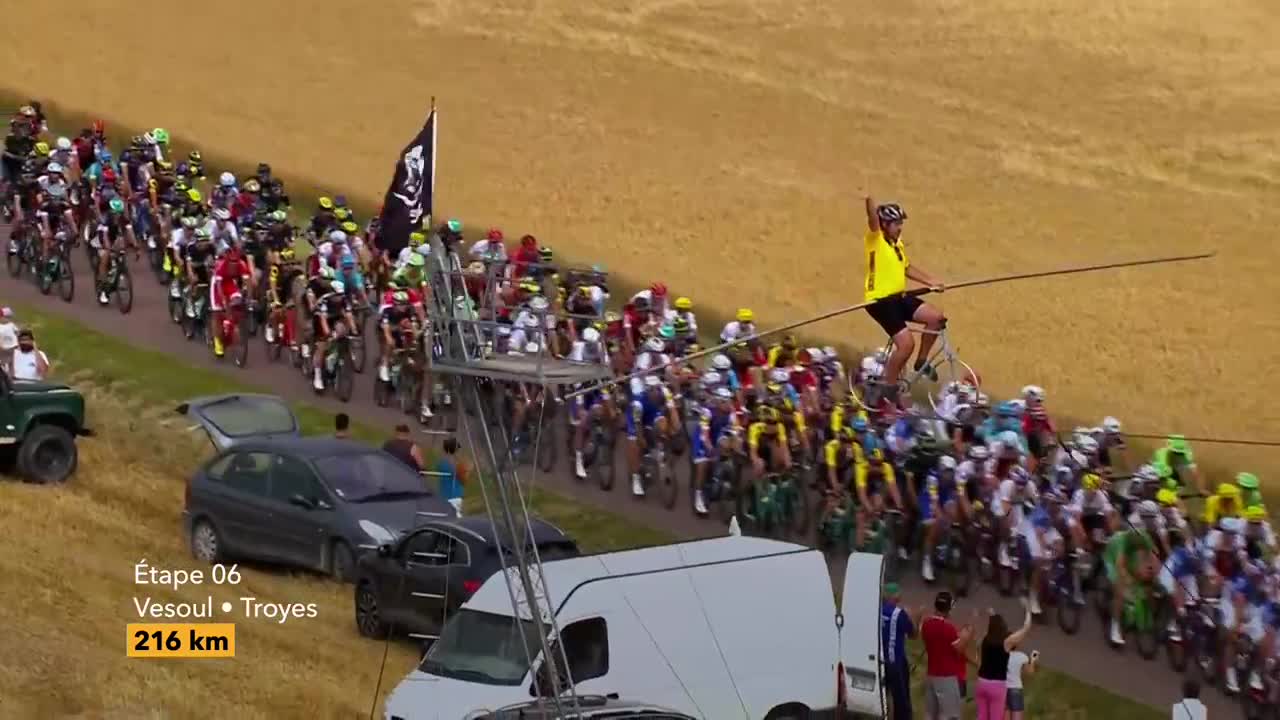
[334,412,351,439]
[434,437,467,516]
[382,423,425,472]
[879,582,921,720]
[1006,647,1039,720]
[975,606,1033,720]
[9,329,49,381]
[920,591,977,720]
[0,308,19,372]
[1172,679,1208,720]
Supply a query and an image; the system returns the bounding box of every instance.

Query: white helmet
[644,337,665,353]
[701,371,722,387]
[808,348,826,363]
[212,207,231,221]
[328,230,347,244]
[822,346,838,360]
[711,353,732,371]
[768,368,790,384]
[495,325,512,337]
[1135,464,1158,483]
[1021,385,1044,402]
[219,172,236,187]
[524,341,541,354]
[1078,436,1100,455]
[1102,417,1122,434]
[55,136,72,151]
[1137,500,1160,519]
[968,445,990,461]
[330,280,346,294]
[713,386,734,400]
[46,162,64,175]
[528,296,550,312]
[938,455,958,471]
[581,327,601,344]
[142,131,156,146]
[1070,450,1088,468]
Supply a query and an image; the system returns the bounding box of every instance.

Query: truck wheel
[16,424,78,484]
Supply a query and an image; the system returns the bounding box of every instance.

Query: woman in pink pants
[974,607,1033,720]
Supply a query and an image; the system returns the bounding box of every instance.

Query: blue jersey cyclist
[570,381,615,481]
[918,454,966,582]
[626,375,680,499]
[692,387,740,515]
[981,401,1028,455]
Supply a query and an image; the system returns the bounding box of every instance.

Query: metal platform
[433,354,611,384]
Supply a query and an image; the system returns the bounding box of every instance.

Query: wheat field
[0,381,419,718]
[3,0,1278,475]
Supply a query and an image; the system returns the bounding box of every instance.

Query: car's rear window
[313,451,430,502]
[199,397,297,437]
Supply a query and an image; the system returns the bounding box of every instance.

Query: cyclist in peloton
[93,198,138,304]
[861,196,946,411]
[210,243,252,357]
[626,375,680,497]
[1103,501,1160,646]
[35,164,76,262]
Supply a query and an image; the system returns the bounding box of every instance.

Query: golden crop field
[0,382,418,718]
[3,0,1279,476]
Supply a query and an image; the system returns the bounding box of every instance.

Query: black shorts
[866,294,923,338]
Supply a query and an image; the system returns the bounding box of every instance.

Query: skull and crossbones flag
[377,104,437,256]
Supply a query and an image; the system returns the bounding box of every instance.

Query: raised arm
[1004,608,1034,651]
[865,196,879,233]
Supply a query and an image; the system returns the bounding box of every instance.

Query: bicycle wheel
[334,349,355,402]
[788,471,811,539]
[350,319,368,374]
[233,313,250,368]
[596,428,617,492]
[716,463,739,523]
[398,368,420,416]
[6,237,23,277]
[57,251,74,302]
[536,419,557,474]
[37,258,53,295]
[659,450,679,510]
[114,258,133,314]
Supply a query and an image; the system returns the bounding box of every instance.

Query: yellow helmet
[334,208,350,221]
[340,221,358,234]
[674,297,693,311]
[1082,473,1101,491]
[519,279,541,294]
[1156,488,1178,506]
[1218,483,1242,499]
[34,142,50,157]
[279,247,296,262]
[187,188,203,203]
[1245,505,1268,522]
[318,196,334,210]
[409,231,426,247]
[156,159,174,171]
[736,308,754,323]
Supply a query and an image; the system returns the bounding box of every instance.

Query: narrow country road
[0,248,1232,716]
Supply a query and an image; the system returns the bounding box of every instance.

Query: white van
[383,535,885,720]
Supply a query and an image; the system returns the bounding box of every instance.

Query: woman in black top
[974,607,1032,720]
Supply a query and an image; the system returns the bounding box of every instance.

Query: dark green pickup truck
[0,368,90,483]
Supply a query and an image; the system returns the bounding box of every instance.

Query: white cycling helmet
[212,207,231,221]
[701,371,722,387]
[142,131,156,145]
[495,325,512,337]
[415,244,430,257]
[1021,385,1044,402]
[713,386,733,400]
[644,337,665,353]
[328,230,347,244]
[55,136,72,151]
[524,341,541,354]
[1135,464,1158,482]
[998,430,1021,449]
[528,296,550,313]
[808,348,826,363]
[822,346,838,360]
[46,162,64,175]
[711,353,732,372]
[219,172,235,187]
[1102,416,1122,434]
[330,280,346,294]
[1078,436,1100,455]
[938,455,958,471]
[968,445,989,461]
[768,368,790,384]
[581,327,601,344]
[1070,450,1088,468]
[1137,500,1160,518]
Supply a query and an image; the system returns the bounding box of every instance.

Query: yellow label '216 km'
[127,623,236,658]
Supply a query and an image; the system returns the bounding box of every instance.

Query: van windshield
[420,609,542,686]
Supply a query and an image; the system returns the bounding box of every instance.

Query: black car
[354,516,579,641]
[180,394,458,581]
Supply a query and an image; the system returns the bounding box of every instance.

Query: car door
[264,452,332,570]
[176,394,301,453]
[203,450,279,560]
[840,552,885,718]
[400,530,465,639]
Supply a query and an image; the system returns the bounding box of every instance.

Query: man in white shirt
[1172,679,1207,720]
[10,329,50,381]
[0,307,19,372]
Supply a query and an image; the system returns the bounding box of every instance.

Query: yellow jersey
[854,449,895,490]
[864,229,909,302]
[747,421,787,450]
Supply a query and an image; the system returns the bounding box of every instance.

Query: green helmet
[407,252,426,268]
[270,210,287,223]
[1167,435,1189,454]
[153,128,170,145]
[658,323,676,340]
[108,197,126,214]
[446,219,462,234]
[1237,472,1260,491]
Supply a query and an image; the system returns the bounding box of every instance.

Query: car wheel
[354,580,389,639]
[330,540,356,583]
[190,519,223,564]
[17,424,78,484]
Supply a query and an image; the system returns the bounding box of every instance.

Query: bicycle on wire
[870,322,981,414]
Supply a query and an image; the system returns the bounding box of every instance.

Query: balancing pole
[564,250,1216,400]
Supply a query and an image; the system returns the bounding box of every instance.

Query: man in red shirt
[211,245,251,357]
[512,234,540,278]
[919,591,977,720]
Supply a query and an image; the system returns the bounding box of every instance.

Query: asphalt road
[0,244,1232,715]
